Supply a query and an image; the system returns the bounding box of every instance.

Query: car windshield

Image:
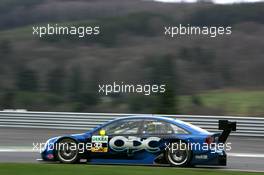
[100,119,142,135]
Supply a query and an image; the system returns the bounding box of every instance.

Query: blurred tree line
[1,54,178,114]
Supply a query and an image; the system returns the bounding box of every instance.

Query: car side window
[142,120,173,135]
[142,120,188,135]
[170,123,189,134]
[100,119,142,135]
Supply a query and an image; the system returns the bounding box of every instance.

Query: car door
[141,119,190,156]
[89,118,144,159]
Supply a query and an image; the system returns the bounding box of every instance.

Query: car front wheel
[56,138,79,164]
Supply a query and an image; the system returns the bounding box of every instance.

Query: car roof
[100,115,211,135]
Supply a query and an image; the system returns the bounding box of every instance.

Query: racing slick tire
[56,138,80,164]
[165,141,192,167]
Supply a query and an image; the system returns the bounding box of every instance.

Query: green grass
[179,89,264,116]
[0,164,262,175]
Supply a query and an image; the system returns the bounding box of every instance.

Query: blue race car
[41,116,236,167]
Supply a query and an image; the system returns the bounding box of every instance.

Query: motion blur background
[0,0,263,116]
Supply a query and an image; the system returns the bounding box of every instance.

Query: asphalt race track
[0,127,263,172]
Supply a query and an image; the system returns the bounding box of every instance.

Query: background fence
[0,111,263,137]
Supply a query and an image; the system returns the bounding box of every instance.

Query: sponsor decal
[109,136,161,154]
[92,136,108,143]
[91,136,108,152]
[195,155,208,160]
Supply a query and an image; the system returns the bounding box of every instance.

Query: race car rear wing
[218,120,237,143]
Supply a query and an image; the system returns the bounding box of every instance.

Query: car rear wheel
[166,141,191,167]
[56,138,79,164]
